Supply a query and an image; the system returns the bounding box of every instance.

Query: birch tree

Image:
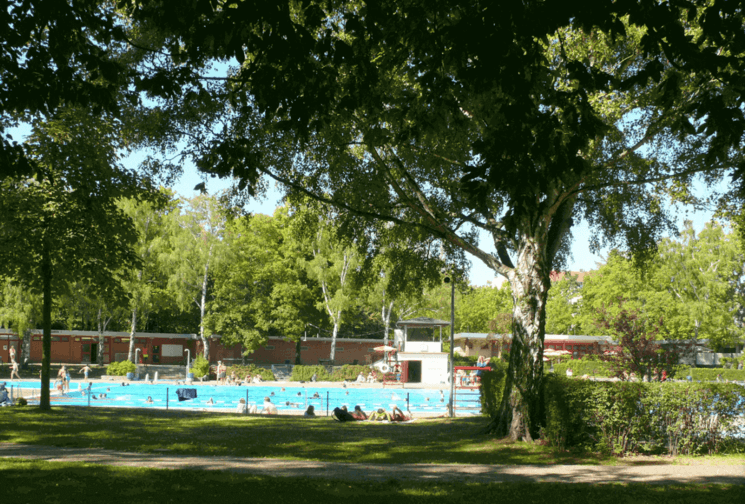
[166,194,227,360]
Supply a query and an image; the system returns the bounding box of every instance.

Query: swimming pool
[10,381,483,416]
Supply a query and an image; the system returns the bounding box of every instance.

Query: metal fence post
[326,391,329,417]
[166,387,169,410]
[245,389,249,415]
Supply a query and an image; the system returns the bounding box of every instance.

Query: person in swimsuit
[10,361,21,380]
[79,365,92,380]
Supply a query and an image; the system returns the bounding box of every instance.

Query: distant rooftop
[396,317,451,327]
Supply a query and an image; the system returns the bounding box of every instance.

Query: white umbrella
[374,345,396,352]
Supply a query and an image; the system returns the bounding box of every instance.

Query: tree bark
[40,242,52,411]
[199,248,211,360]
[485,237,551,441]
[127,307,137,363]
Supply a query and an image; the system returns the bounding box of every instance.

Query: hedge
[677,367,745,382]
[550,359,614,378]
[543,376,744,456]
[226,364,276,381]
[290,364,374,382]
[105,361,136,376]
[478,360,509,417]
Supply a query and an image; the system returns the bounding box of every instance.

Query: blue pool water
[10,381,482,416]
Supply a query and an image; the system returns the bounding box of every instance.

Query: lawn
[1,407,742,466]
[2,459,744,504]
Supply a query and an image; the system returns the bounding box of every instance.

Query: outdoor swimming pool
[9,381,482,416]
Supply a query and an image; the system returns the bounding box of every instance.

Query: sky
[171,163,722,287]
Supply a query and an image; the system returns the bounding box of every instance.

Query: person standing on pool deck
[79,365,92,381]
[10,360,20,380]
[9,346,16,364]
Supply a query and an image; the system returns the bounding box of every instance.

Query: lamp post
[444,275,455,418]
[184,349,191,378]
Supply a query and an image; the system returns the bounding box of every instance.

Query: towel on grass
[176,388,197,402]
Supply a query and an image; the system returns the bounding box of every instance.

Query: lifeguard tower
[390,317,450,383]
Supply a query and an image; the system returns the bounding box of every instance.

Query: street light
[444,275,455,418]
[184,349,191,378]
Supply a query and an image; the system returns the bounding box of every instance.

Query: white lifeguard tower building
[388,317,450,384]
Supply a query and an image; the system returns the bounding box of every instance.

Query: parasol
[374,345,397,352]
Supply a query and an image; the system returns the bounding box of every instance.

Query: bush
[15,397,27,406]
[191,355,210,379]
[226,364,276,381]
[291,365,333,382]
[330,365,371,381]
[542,378,744,456]
[550,359,614,378]
[106,360,136,376]
[479,360,508,417]
[681,367,745,382]
[720,356,745,369]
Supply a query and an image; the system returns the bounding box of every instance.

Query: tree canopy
[121,0,745,439]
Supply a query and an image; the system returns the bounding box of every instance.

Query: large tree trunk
[40,243,52,411]
[96,308,111,366]
[199,252,211,360]
[486,238,551,441]
[127,307,137,362]
[329,316,339,363]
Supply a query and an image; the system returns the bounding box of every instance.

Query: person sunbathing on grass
[390,405,411,422]
[350,405,367,420]
[367,408,392,421]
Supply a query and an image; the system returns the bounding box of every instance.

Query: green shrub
[543,376,600,450]
[453,355,479,367]
[330,364,372,381]
[226,364,275,381]
[542,379,744,456]
[720,356,745,369]
[15,397,28,406]
[683,367,745,381]
[191,355,210,379]
[550,359,614,378]
[291,365,333,382]
[106,360,136,376]
[479,360,508,417]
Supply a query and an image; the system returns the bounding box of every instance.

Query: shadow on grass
[2,459,743,504]
[0,407,611,465]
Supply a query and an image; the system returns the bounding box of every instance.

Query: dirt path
[1,443,743,485]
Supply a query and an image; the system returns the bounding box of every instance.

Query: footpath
[1,443,743,485]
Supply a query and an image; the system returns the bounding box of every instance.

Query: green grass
[2,459,743,504]
[2,407,742,466]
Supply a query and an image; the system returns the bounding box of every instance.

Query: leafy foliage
[106,361,137,377]
[190,355,210,379]
[596,308,683,381]
[544,376,743,456]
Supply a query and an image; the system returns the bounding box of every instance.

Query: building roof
[454,333,614,342]
[396,317,451,328]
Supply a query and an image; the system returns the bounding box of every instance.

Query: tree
[457,286,513,334]
[119,195,173,363]
[0,278,41,365]
[597,308,682,382]
[0,106,154,409]
[127,1,745,439]
[292,204,366,363]
[546,274,583,335]
[653,221,745,350]
[165,194,227,360]
[206,207,327,361]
